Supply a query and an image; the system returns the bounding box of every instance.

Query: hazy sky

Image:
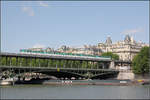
[1,1,149,53]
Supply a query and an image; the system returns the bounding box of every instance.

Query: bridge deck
[0,52,111,62]
[0,65,118,72]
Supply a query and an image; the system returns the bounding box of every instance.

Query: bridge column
[49,59,52,67]
[101,63,105,69]
[29,58,32,67]
[34,58,36,67]
[110,61,115,69]
[63,60,65,68]
[6,56,7,66]
[77,61,79,69]
[91,61,94,69]
[73,60,76,68]
[80,61,83,69]
[16,57,18,66]
[39,59,41,67]
[96,62,99,69]
[9,57,12,66]
[70,60,73,68]
[86,61,89,69]
[65,60,69,68]
[25,57,27,67]
[55,60,57,68]
[94,61,97,69]
[19,58,22,67]
[0,56,1,65]
[46,59,48,67]
[58,60,60,68]
[72,60,75,68]
[71,60,73,68]
[104,62,109,69]
[47,59,49,67]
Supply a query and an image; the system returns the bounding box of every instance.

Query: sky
[1,1,149,53]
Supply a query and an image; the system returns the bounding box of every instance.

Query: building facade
[20,35,148,61]
[57,45,101,56]
[98,35,148,61]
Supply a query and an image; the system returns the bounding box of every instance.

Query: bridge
[0,52,130,80]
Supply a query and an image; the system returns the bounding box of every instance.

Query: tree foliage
[101,52,119,60]
[132,46,150,74]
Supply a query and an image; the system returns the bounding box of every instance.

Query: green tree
[132,46,150,74]
[101,52,119,60]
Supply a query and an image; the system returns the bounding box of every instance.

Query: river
[0,84,150,99]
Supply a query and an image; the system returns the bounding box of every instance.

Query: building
[57,45,101,55]
[20,35,148,61]
[98,35,148,61]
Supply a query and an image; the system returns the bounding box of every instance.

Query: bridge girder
[0,66,119,79]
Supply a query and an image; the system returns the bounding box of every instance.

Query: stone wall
[117,71,135,80]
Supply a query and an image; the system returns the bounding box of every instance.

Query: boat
[0,78,14,86]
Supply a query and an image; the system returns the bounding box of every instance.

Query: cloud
[32,44,45,48]
[22,7,34,16]
[38,1,48,7]
[121,28,143,35]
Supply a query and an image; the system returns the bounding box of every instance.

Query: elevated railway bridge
[0,52,131,79]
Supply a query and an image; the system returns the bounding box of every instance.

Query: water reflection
[1,85,150,99]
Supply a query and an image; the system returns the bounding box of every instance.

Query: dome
[105,36,112,44]
[124,35,131,43]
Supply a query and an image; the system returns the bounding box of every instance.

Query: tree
[101,52,119,60]
[132,46,149,74]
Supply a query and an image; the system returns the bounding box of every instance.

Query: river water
[0,84,150,99]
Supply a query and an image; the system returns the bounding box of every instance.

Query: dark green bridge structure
[0,52,131,79]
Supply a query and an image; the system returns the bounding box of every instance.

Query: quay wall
[117,70,135,80]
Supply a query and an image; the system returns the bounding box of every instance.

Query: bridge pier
[109,61,115,69]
